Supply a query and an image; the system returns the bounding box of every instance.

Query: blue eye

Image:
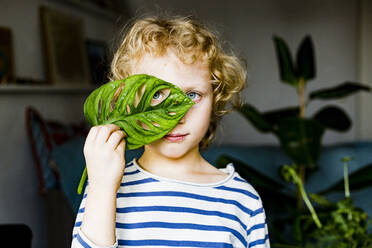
[153,91,161,99]
[187,92,200,100]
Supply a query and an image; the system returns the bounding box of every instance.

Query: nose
[178,116,185,124]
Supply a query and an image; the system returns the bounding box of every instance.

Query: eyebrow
[181,85,208,92]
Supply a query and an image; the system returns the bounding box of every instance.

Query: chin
[149,140,199,159]
[158,146,189,159]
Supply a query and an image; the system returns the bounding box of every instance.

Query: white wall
[0,0,363,247]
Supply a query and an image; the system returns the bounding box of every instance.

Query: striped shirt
[71,157,270,248]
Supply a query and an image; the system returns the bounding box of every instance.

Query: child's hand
[83,124,127,192]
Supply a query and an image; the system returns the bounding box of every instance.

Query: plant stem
[77,166,87,194]
[288,166,322,229]
[297,77,306,210]
[297,164,305,209]
[298,77,306,118]
[343,158,351,198]
[298,180,322,228]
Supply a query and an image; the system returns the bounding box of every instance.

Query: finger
[96,124,120,145]
[115,137,126,151]
[85,126,99,145]
[107,130,126,150]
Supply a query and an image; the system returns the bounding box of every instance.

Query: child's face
[131,48,213,158]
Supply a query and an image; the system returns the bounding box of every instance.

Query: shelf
[48,0,123,21]
[0,83,98,94]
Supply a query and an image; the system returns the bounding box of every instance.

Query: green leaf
[78,74,196,194]
[309,193,331,207]
[296,36,315,81]
[83,74,195,150]
[273,35,298,86]
[309,82,371,101]
[302,198,372,246]
[279,164,299,184]
[312,106,351,132]
[234,103,272,133]
[318,163,372,195]
[262,106,300,130]
[275,117,325,168]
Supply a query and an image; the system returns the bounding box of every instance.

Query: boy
[72,14,270,248]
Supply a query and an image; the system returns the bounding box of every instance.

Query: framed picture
[0,27,14,84]
[40,6,91,87]
[86,39,109,86]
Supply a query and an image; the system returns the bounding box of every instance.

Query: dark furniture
[0,224,32,247]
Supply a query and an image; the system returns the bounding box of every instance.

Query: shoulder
[227,170,264,210]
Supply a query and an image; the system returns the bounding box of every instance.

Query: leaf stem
[77,166,87,194]
[287,165,322,228]
[342,156,352,198]
[298,77,306,118]
[296,77,307,210]
[297,164,305,209]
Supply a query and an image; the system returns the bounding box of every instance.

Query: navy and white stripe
[71,158,270,248]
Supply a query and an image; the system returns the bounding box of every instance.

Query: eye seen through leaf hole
[151,88,200,107]
[151,88,170,106]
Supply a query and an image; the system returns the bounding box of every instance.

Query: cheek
[188,100,213,126]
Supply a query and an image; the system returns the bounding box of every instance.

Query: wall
[0,0,120,247]
[357,0,372,140]
[0,0,363,247]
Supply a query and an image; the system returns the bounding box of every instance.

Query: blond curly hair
[109,13,247,150]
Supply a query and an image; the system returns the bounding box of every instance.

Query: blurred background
[0,0,371,247]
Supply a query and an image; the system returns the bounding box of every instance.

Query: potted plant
[216,35,372,246]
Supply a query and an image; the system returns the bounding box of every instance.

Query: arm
[71,184,118,248]
[246,198,270,248]
[71,124,127,248]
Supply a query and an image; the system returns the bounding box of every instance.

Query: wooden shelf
[0,83,98,94]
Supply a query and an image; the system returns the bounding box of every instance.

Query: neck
[137,145,206,175]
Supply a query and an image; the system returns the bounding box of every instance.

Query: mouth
[163,133,189,142]
[166,133,188,137]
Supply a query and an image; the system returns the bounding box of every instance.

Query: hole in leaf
[136,120,150,131]
[168,112,177,116]
[150,88,170,106]
[134,83,147,108]
[110,82,124,112]
[126,104,131,114]
[152,121,160,127]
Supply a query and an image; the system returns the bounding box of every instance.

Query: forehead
[132,49,211,91]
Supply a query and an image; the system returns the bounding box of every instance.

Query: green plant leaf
[318,163,372,195]
[234,103,272,133]
[309,82,371,101]
[302,198,372,247]
[296,36,315,81]
[273,35,298,86]
[309,193,331,207]
[312,106,351,132]
[262,106,300,130]
[78,74,196,194]
[275,117,325,168]
[83,74,195,150]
